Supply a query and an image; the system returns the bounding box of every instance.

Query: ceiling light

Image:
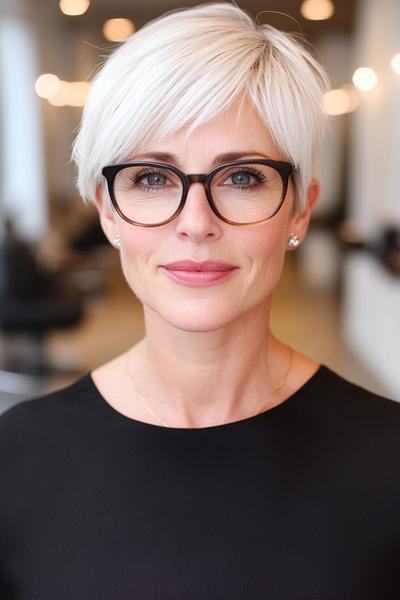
[103,18,135,42]
[300,0,335,21]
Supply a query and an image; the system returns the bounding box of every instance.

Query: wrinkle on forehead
[129,96,279,171]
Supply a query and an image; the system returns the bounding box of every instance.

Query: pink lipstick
[161,260,238,287]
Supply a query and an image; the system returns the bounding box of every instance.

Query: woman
[1,3,400,598]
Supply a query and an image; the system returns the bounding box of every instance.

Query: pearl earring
[113,234,121,249]
[287,233,300,249]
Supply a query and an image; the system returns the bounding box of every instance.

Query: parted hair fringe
[72,2,330,212]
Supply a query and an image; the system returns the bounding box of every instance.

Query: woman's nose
[174,182,223,242]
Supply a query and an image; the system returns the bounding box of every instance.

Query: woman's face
[96,97,319,333]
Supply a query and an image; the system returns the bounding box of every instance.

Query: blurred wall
[345,0,400,398]
[0,0,47,242]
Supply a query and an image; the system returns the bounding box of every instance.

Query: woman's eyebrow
[133,152,178,163]
[132,150,273,168]
[210,151,273,165]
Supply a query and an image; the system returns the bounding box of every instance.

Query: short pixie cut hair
[73,2,329,213]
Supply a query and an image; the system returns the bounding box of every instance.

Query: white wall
[344,0,400,399]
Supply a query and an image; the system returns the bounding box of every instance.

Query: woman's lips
[161,260,238,286]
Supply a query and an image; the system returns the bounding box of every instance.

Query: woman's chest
[2,447,399,599]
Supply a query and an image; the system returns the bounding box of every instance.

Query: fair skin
[92,97,320,428]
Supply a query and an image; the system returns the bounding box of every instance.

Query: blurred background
[0,0,399,412]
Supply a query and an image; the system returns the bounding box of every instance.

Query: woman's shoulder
[309,365,398,406]
[0,373,97,442]
[298,364,400,442]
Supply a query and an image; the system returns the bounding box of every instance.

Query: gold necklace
[125,353,169,427]
[255,346,293,415]
[125,347,294,428]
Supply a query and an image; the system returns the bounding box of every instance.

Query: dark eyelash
[130,168,169,183]
[229,167,267,182]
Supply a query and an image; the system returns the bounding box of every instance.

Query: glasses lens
[210,163,284,224]
[113,165,182,224]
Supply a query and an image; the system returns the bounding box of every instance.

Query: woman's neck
[126,301,293,428]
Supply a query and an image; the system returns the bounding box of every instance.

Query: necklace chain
[255,346,293,415]
[125,347,294,428]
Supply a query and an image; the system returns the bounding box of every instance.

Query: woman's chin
[143,302,242,334]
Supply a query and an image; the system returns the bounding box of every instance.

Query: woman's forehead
[128,150,279,172]
[129,102,280,167]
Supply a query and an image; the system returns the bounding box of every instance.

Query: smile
[161,260,238,287]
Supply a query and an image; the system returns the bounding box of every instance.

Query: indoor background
[0,0,399,412]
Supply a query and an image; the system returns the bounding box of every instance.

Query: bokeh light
[341,85,359,112]
[35,74,61,99]
[48,81,70,107]
[300,0,335,21]
[47,81,90,107]
[390,53,400,75]
[323,88,358,115]
[102,18,135,42]
[59,0,90,16]
[352,67,378,91]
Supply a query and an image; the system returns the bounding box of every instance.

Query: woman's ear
[288,178,320,243]
[94,184,118,245]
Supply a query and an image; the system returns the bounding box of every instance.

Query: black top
[1,366,400,599]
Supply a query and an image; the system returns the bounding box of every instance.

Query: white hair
[72,2,330,212]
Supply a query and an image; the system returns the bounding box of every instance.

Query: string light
[59,0,90,16]
[352,67,378,91]
[103,18,135,42]
[300,0,335,21]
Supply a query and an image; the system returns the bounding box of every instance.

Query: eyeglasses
[101,159,294,227]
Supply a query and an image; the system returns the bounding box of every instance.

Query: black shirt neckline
[85,365,327,433]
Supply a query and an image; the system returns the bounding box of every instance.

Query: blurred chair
[0,220,84,403]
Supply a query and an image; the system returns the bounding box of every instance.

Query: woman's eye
[141,173,167,186]
[224,170,262,187]
[230,172,252,186]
